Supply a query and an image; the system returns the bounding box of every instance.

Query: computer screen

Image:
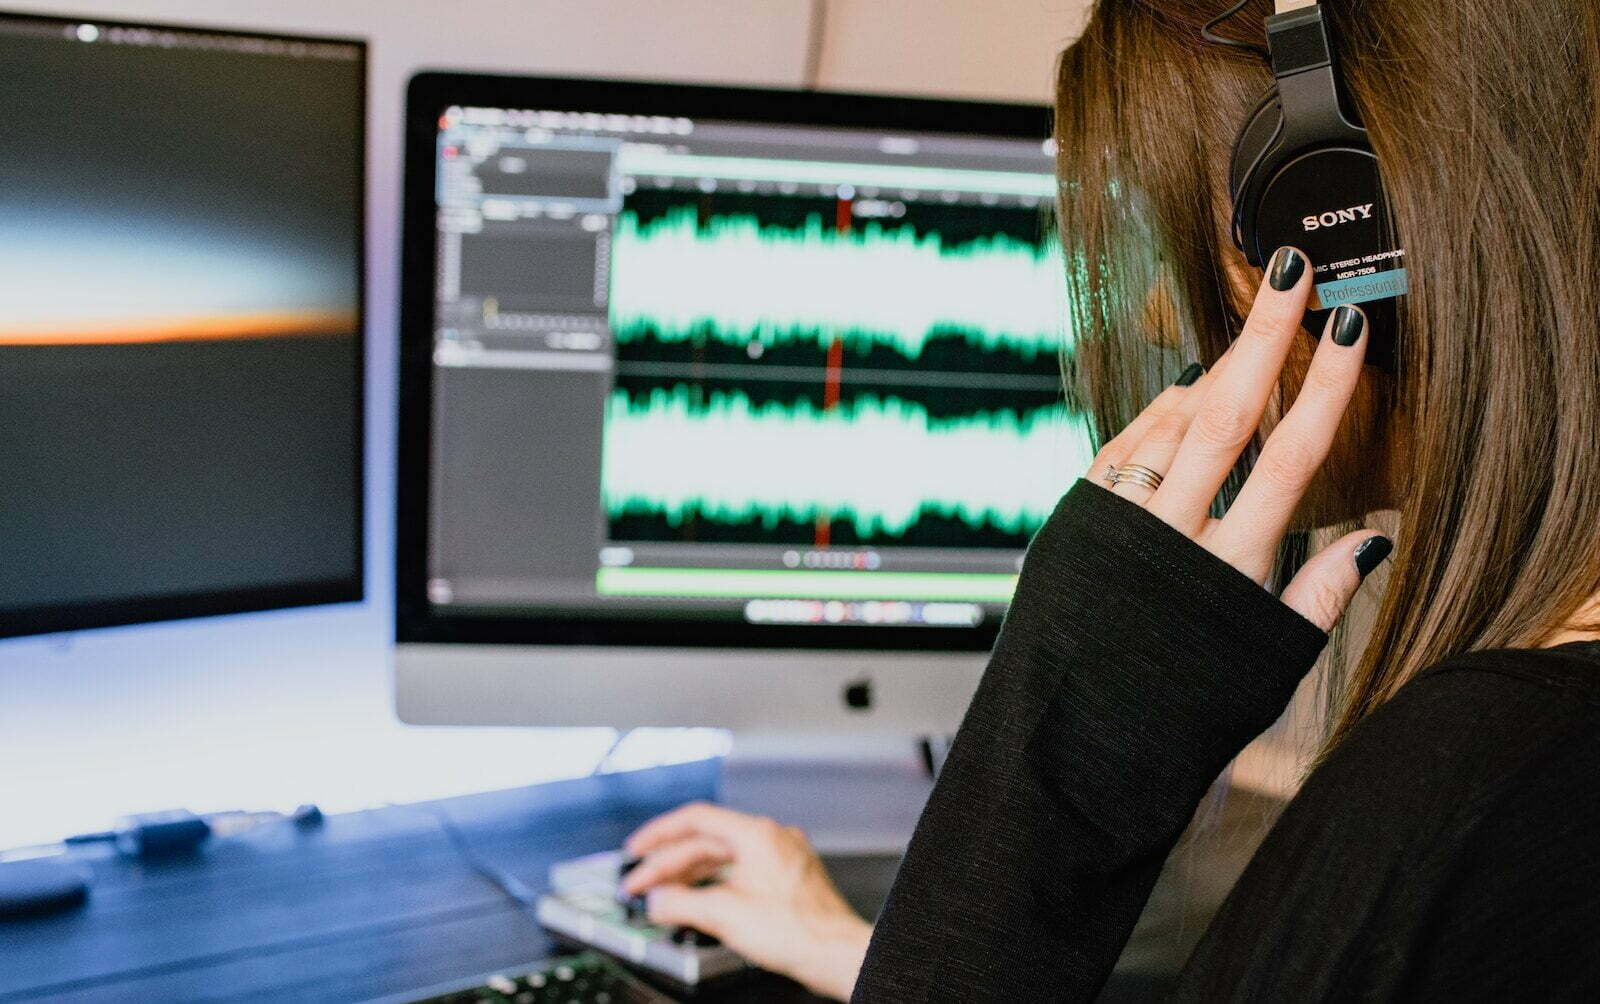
[0,13,365,640]
[398,75,1091,652]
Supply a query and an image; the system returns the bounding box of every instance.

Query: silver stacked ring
[1106,463,1164,492]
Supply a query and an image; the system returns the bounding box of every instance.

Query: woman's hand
[1093,247,1391,630]
[622,802,872,1002]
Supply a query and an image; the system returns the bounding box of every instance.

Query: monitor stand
[720,733,932,845]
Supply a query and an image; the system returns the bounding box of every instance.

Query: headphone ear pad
[1229,86,1283,209]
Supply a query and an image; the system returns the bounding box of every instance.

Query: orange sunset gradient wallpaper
[0,20,364,634]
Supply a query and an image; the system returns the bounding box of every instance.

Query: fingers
[1280,531,1393,632]
[1148,247,1313,533]
[1089,350,1229,480]
[621,834,732,896]
[1207,305,1369,580]
[625,801,775,859]
[1107,363,1216,502]
[1089,381,1191,483]
[645,883,743,941]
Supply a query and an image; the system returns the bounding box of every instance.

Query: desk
[0,759,907,1003]
[0,752,1269,1002]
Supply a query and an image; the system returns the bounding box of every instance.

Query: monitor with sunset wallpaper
[0,13,365,639]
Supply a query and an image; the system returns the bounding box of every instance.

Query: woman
[623,0,1600,998]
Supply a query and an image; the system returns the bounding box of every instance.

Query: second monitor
[396,74,1092,730]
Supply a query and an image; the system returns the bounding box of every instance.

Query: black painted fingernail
[1330,305,1366,347]
[1268,247,1307,291]
[1174,362,1205,387]
[1354,535,1393,579]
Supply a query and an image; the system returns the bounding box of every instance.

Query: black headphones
[1219,1,1403,366]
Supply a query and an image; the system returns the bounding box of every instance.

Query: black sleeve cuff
[1003,479,1328,841]
[852,479,1329,1003]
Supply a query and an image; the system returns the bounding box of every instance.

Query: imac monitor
[396,74,1091,730]
[0,13,366,640]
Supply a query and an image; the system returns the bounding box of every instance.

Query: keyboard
[538,851,750,985]
[395,951,677,1003]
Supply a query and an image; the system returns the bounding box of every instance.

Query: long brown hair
[1054,0,1600,755]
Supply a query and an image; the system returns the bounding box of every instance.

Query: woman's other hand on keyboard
[623,802,871,1001]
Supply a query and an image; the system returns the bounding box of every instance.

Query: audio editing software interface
[427,104,1093,629]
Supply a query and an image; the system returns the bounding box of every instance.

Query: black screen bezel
[0,10,367,641]
[397,71,1053,651]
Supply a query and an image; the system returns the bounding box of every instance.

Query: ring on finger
[1108,463,1165,492]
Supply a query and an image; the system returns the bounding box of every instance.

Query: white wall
[0,0,1091,850]
[818,0,1087,101]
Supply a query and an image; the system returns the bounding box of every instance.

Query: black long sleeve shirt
[853,480,1600,1001]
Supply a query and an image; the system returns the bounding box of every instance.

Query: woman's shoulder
[1301,641,1600,815]
[1178,650,1600,998]
[1328,640,1600,761]
[1408,640,1600,710]
[1243,641,1600,868]
[1250,641,1600,911]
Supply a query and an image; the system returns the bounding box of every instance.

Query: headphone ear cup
[1229,87,1284,263]
[1230,87,1282,199]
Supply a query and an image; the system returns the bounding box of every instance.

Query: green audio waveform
[608,207,1069,360]
[601,386,1094,540]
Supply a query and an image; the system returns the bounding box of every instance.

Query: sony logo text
[1302,204,1375,232]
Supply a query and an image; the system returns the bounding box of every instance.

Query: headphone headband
[1266,3,1359,147]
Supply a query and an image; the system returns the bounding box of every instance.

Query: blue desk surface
[0,759,903,1003]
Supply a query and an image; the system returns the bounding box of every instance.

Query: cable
[590,728,629,777]
[802,0,828,90]
[44,805,324,859]
[1201,0,1272,63]
[1203,1,1276,246]
[410,804,539,914]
